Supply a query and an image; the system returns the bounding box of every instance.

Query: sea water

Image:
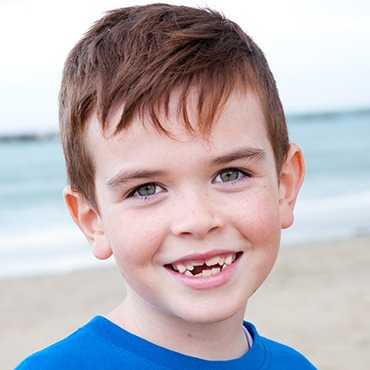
[285,111,370,244]
[1,110,369,278]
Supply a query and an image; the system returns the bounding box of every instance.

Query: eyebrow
[209,147,266,167]
[107,169,167,191]
[106,147,266,191]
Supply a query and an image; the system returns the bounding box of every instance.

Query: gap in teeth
[172,254,236,277]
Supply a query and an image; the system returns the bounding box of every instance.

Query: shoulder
[244,322,317,369]
[15,318,96,369]
[260,337,317,369]
[15,316,131,370]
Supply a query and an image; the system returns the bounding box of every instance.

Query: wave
[282,190,370,245]
[0,225,113,279]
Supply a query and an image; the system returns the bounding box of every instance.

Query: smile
[167,252,242,278]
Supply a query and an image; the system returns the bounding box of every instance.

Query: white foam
[0,224,113,278]
[282,190,370,245]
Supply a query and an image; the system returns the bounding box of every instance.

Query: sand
[1,236,370,369]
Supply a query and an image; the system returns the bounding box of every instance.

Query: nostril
[172,221,221,239]
[170,194,222,238]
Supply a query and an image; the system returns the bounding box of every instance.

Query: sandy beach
[1,236,369,369]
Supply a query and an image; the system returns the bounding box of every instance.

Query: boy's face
[67,91,303,326]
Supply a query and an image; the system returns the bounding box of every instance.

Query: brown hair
[59,3,289,210]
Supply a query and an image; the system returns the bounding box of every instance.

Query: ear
[63,186,113,260]
[278,144,305,229]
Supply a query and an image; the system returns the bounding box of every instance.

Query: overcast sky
[1,0,369,134]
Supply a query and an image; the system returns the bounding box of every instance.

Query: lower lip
[166,256,241,291]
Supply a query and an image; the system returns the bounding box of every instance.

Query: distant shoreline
[287,107,370,123]
[0,132,59,143]
[1,107,369,142]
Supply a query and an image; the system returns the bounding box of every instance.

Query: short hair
[59,3,289,210]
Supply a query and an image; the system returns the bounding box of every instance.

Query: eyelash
[126,168,252,201]
[127,183,166,201]
[213,168,252,185]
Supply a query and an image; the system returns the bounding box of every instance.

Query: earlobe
[63,186,113,260]
[278,144,305,229]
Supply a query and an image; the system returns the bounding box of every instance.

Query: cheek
[105,211,166,268]
[235,192,281,287]
[234,189,281,240]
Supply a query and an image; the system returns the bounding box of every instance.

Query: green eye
[136,184,157,197]
[219,169,240,182]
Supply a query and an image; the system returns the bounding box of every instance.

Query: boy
[17,4,315,369]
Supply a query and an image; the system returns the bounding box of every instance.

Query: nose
[170,190,222,239]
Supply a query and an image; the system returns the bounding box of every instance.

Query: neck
[108,297,249,360]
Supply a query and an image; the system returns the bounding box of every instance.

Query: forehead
[98,89,266,138]
[85,90,271,161]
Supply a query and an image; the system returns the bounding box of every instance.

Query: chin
[172,299,247,327]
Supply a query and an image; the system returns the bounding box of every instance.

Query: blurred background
[1,0,370,278]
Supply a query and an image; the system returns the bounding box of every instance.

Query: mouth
[165,252,242,278]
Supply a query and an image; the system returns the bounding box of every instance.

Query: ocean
[1,110,370,279]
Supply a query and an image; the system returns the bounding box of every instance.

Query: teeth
[194,267,222,278]
[202,269,212,277]
[171,253,237,278]
[205,256,223,266]
[176,264,187,273]
[224,255,233,265]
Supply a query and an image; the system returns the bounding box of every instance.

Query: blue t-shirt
[16,316,316,369]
